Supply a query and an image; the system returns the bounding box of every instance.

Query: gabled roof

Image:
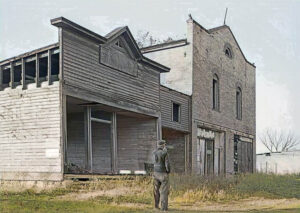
[191,18,255,68]
[50,17,170,73]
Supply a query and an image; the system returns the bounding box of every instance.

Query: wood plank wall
[162,128,186,173]
[117,115,157,171]
[0,83,62,181]
[66,112,87,171]
[160,86,190,132]
[62,29,160,113]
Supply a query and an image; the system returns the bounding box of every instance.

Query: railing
[0,43,60,91]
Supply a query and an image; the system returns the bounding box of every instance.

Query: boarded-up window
[172,102,180,122]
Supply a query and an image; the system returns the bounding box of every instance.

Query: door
[91,121,112,173]
[90,109,113,174]
[205,139,214,175]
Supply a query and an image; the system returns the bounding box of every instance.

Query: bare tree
[135,30,175,48]
[259,129,299,152]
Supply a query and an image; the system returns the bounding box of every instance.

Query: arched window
[236,87,242,120]
[224,43,233,59]
[225,47,232,58]
[212,74,220,110]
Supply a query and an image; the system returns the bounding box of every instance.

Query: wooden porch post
[0,65,3,91]
[10,62,14,88]
[87,106,92,173]
[112,112,117,173]
[47,49,52,85]
[21,58,25,89]
[36,54,40,87]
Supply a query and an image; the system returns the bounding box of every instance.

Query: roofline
[51,17,107,43]
[141,39,188,53]
[191,19,256,68]
[51,17,170,73]
[0,43,59,66]
[160,84,191,97]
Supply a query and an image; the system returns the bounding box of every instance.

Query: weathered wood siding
[92,122,112,173]
[162,128,186,173]
[0,82,62,181]
[117,114,157,171]
[66,112,86,171]
[160,86,190,132]
[62,29,160,115]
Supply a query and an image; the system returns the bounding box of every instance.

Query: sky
[0,0,299,153]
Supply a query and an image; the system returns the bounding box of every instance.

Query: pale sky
[1,0,299,153]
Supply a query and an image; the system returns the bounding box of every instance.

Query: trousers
[153,172,169,211]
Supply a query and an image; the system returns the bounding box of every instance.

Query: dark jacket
[153,147,170,173]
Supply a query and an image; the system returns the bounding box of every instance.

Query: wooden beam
[90,117,111,124]
[112,112,117,173]
[87,106,93,173]
[62,94,67,172]
[21,58,25,89]
[0,65,3,91]
[0,43,59,66]
[35,54,40,87]
[47,49,52,85]
[9,62,14,88]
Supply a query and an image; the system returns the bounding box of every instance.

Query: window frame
[224,43,233,59]
[236,87,242,120]
[171,101,181,123]
[212,74,220,111]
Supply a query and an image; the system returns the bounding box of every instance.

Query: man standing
[153,139,170,211]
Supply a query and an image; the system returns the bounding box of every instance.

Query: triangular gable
[99,27,146,76]
[51,17,170,73]
[105,26,142,60]
[208,25,255,68]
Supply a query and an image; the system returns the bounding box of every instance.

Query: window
[115,40,124,48]
[212,74,219,110]
[224,43,233,59]
[236,87,242,120]
[225,47,232,58]
[172,102,180,122]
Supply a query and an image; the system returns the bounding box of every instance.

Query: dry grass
[1,173,300,212]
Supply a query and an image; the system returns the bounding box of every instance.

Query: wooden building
[0,16,255,181]
[0,17,191,181]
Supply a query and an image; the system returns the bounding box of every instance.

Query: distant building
[256,150,300,174]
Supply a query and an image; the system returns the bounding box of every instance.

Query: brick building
[0,16,255,181]
[142,16,256,175]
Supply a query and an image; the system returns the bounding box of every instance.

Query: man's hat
[157,139,166,146]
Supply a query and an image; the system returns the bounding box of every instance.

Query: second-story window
[172,102,181,122]
[236,87,242,120]
[212,74,220,111]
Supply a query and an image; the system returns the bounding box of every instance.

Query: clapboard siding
[162,128,186,173]
[160,86,190,132]
[62,29,160,113]
[66,112,86,170]
[117,115,157,171]
[0,82,62,181]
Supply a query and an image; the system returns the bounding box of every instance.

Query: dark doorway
[205,139,214,175]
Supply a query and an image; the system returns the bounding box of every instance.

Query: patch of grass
[1,173,300,212]
[233,173,300,199]
[0,200,145,213]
